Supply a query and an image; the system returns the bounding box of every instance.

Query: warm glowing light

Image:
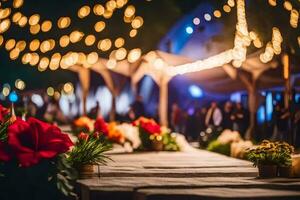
[13,0,24,8]
[0,8,11,20]
[41,20,52,32]
[30,24,40,34]
[0,35,3,46]
[114,37,125,48]
[124,5,135,17]
[5,39,16,51]
[87,52,99,65]
[2,86,10,97]
[93,4,105,16]
[40,40,51,53]
[213,10,222,18]
[12,12,22,23]
[98,39,112,51]
[29,39,40,51]
[283,1,292,11]
[253,39,263,48]
[57,17,71,29]
[0,19,11,33]
[29,14,40,26]
[49,53,61,70]
[9,48,20,60]
[94,21,106,32]
[78,5,91,18]
[59,35,70,47]
[129,29,137,37]
[128,48,141,63]
[54,91,60,100]
[29,53,40,66]
[290,9,299,28]
[15,79,25,90]
[22,53,32,64]
[131,16,144,29]
[18,16,27,27]
[38,57,49,71]
[70,31,84,43]
[63,82,74,94]
[47,87,54,96]
[16,40,26,51]
[115,48,127,60]
[85,35,96,46]
[227,0,235,7]
[268,0,277,6]
[223,5,231,13]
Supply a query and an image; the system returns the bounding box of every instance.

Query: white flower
[116,123,141,149]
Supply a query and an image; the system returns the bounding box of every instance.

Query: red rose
[0,141,11,162]
[140,121,161,135]
[0,104,9,123]
[7,118,73,167]
[94,117,108,135]
[78,132,89,141]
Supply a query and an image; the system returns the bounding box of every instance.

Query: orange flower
[107,122,125,144]
[73,116,94,131]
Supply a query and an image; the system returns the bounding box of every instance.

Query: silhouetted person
[130,95,145,119]
[89,101,101,119]
[170,103,183,133]
[222,101,233,130]
[205,101,223,128]
[232,102,249,137]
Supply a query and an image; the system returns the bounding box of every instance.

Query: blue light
[257,105,265,124]
[275,93,281,101]
[9,91,18,103]
[230,92,241,103]
[266,93,273,121]
[185,26,194,34]
[295,94,300,103]
[189,85,203,98]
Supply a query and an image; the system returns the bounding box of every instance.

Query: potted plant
[246,140,279,178]
[68,132,111,179]
[276,142,294,177]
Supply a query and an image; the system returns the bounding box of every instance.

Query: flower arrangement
[207,130,243,156]
[246,140,295,177]
[72,116,95,134]
[0,105,76,200]
[68,131,111,178]
[132,117,180,151]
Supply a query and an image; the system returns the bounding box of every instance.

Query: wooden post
[78,68,90,116]
[159,77,171,127]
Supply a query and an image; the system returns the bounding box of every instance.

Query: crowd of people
[169,101,249,141]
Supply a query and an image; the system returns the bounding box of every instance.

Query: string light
[78,5,91,18]
[29,39,40,51]
[114,37,125,48]
[57,17,71,29]
[283,1,292,11]
[15,79,26,90]
[29,14,40,26]
[85,35,96,46]
[5,39,16,51]
[129,29,137,37]
[94,21,106,32]
[204,13,212,21]
[268,0,277,7]
[128,48,141,63]
[290,9,299,28]
[193,17,200,25]
[213,10,222,18]
[30,24,40,34]
[41,20,52,32]
[47,87,54,96]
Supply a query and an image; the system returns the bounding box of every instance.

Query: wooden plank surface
[77,149,300,200]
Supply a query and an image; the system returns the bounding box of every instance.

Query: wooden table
[77,149,300,200]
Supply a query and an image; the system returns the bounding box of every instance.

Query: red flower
[78,132,89,141]
[94,117,108,135]
[0,104,9,123]
[0,141,11,162]
[7,118,73,167]
[140,121,161,135]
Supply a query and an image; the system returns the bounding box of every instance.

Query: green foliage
[0,155,77,200]
[207,140,231,156]
[246,140,294,167]
[162,133,180,151]
[68,134,112,167]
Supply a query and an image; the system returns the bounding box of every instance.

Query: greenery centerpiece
[246,140,294,178]
[68,131,111,179]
